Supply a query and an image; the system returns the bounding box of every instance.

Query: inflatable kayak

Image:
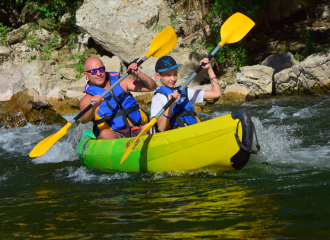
[76,109,259,173]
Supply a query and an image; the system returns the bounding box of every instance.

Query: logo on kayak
[126,139,140,149]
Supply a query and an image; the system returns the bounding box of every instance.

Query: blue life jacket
[155,86,198,128]
[83,72,148,136]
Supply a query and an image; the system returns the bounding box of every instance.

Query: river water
[1,95,330,239]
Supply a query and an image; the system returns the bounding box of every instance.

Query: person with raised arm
[80,57,157,139]
[150,56,222,132]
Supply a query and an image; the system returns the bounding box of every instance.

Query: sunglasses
[85,66,105,75]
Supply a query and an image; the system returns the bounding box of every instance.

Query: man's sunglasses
[85,66,105,75]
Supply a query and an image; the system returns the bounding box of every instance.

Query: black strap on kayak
[234,120,260,154]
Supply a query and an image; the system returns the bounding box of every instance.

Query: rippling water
[1,95,330,239]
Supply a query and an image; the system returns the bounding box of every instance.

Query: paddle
[120,12,255,164]
[29,26,178,158]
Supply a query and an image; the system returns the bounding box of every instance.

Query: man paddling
[150,56,222,132]
[79,57,157,139]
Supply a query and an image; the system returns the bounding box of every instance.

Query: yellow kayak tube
[76,110,259,173]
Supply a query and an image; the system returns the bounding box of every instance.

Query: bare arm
[157,92,180,132]
[200,58,222,99]
[126,63,157,92]
[79,94,102,123]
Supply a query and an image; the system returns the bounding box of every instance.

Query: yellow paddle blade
[219,12,255,46]
[145,26,177,58]
[120,118,158,164]
[29,122,72,157]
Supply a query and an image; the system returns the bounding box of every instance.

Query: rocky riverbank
[1,0,330,128]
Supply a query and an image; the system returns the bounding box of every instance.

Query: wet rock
[236,65,274,99]
[132,92,153,110]
[46,98,80,115]
[0,89,67,128]
[215,85,252,105]
[194,104,213,113]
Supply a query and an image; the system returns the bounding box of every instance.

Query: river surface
[1,95,330,239]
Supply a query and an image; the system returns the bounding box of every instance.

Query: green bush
[0,23,11,45]
[300,26,316,55]
[9,0,83,29]
[67,52,87,78]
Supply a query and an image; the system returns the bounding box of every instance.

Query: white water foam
[292,107,314,118]
[251,117,302,163]
[0,174,7,181]
[56,166,132,182]
[31,117,93,164]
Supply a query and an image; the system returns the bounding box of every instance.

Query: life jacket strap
[93,105,141,126]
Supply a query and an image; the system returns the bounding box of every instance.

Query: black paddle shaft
[72,57,147,123]
[157,47,221,118]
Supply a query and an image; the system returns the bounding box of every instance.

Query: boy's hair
[155,56,179,72]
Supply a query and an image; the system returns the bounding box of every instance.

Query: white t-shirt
[150,88,205,118]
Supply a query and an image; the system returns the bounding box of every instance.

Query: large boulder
[0,51,25,101]
[0,89,67,128]
[236,65,274,99]
[21,60,63,98]
[215,85,252,105]
[76,0,171,64]
[262,52,299,74]
[76,0,212,88]
[274,49,330,94]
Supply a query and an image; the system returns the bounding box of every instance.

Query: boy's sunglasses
[85,66,105,75]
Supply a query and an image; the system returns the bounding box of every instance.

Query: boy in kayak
[151,56,222,132]
[80,57,157,139]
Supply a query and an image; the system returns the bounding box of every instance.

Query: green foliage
[68,32,78,49]
[294,52,303,61]
[0,23,11,45]
[21,29,30,38]
[255,32,270,41]
[211,0,271,28]
[66,52,87,78]
[170,16,178,28]
[153,15,179,32]
[10,0,83,29]
[40,33,60,61]
[26,53,36,63]
[26,25,39,49]
[300,26,316,54]
[229,45,250,70]
[153,24,165,33]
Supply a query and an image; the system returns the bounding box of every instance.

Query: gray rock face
[6,23,31,45]
[76,0,212,88]
[262,52,299,74]
[21,60,63,98]
[76,0,170,64]
[316,5,330,21]
[274,49,330,94]
[236,65,274,98]
[0,46,12,64]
